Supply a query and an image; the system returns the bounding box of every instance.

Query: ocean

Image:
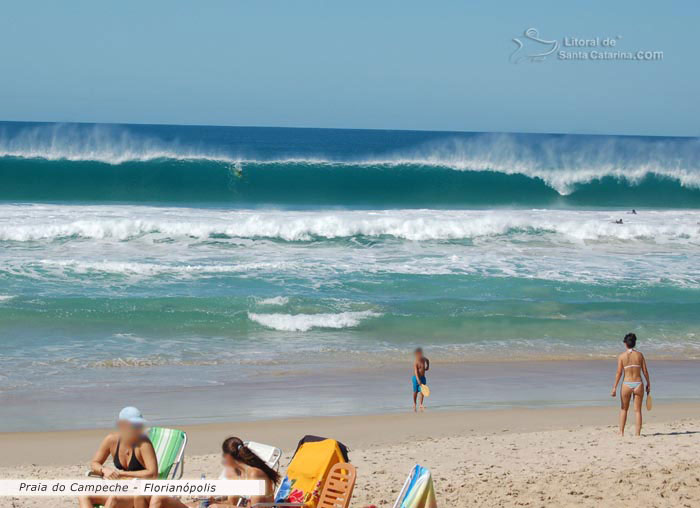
[1,121,699,430]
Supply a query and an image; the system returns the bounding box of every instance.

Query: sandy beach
[1,403,699,507]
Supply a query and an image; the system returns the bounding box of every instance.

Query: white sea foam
[0,123,235,165]
[0,295,15,302]
[1,205,699,289]
[257,296,289,306]
[248,310,381,332]
[1,207,699,244]
[35,259,293,277]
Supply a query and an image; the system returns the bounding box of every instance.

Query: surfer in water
[232,162,243,178]
[412,348,430,412]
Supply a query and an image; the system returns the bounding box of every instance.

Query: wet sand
[2,360,699,432]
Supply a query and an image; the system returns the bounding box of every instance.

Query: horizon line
[0,118,697,140]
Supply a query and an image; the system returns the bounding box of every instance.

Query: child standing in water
[412,347,430,412]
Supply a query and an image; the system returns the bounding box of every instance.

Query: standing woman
[611,333,651,436]
[80,407,158,508]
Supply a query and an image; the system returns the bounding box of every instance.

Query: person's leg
[418,376,426,410]
[149,496,193,508]
[79,496,108,508]
[78,497,93,508]
[134,496,151,508]
[104,496,139,508]
[412,376,418,411]
[619,384,632,436]
[633,384,644,436]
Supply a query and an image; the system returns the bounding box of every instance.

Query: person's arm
[611,356,623,397]
[642,354,651,394]
[89,435,119,479]
[115,441,158,479]
[248,471,273,507]
[424,358,430,372]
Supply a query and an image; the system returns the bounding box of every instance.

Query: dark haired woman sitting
[150,437,279,508]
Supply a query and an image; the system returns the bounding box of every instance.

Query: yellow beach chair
[255,435,352,508]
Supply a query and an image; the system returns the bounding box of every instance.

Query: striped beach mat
[147,427,187,479]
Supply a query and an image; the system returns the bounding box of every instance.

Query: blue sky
[0,0,697,136]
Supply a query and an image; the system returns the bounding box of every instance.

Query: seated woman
[611,333,651,436]
[79,407,158,508]
[150,437,279,508]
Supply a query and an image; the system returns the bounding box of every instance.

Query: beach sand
[1,404,699,507]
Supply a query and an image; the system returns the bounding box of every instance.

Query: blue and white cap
[118,406,147,425]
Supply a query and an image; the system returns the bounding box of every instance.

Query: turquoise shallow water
[0,122,699,430]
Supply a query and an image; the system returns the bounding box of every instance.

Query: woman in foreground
[150,437,278,508]
[80,407,158,508]
[611,333,651,436]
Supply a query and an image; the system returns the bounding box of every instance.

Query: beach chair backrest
[246,441,282,471]
[392,465,418,508]
[317,463,356,508]
[392,464,437,508]
[148,427,187,479]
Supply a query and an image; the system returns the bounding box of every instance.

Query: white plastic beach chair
[246,441,283,471]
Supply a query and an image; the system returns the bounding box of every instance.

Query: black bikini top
[113,439,146,472]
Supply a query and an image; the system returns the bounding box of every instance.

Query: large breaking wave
[1,121,699,207]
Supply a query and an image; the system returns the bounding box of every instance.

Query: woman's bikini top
[113,439,146,472]
[623,349,641,369]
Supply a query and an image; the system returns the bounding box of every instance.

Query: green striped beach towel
[148,427,187,479]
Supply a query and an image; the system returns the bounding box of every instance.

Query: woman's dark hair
[222,437,280,484]
[623,333,637,349]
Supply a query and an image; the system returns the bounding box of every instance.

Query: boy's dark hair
[623,333,637,349]
[414,347,423,354]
